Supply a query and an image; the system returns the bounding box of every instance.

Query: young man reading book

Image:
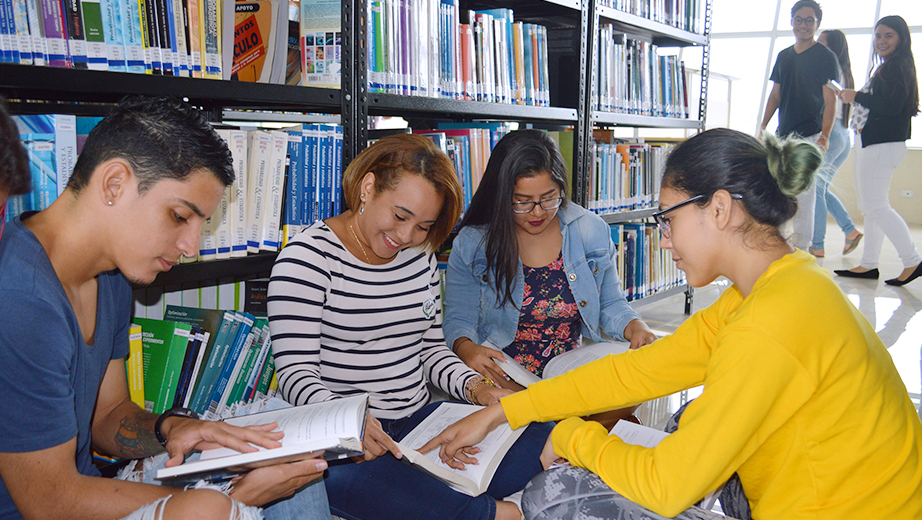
[0,97,330,520]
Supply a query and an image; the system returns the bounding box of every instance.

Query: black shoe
[834,268,880,279]
[885,263,922,286]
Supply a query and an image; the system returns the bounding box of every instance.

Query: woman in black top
[835,15,921,286]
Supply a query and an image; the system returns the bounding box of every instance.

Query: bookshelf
[1,0,711,307]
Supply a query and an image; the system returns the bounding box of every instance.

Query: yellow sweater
[502,251,922,519]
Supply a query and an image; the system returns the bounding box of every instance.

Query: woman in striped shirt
[267,134,552,520]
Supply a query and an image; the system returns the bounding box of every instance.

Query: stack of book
[596,26,689,118]
[129,304,278,420]
[587,133,672,215]
[364,2,550,106]
[0,0,294,83]
[599,0,704,34]
[611,222,685,301]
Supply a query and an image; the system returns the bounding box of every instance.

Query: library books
[484,339,631,388]
[365,1,549,106]
[298,0,340,87]
[599,0,704,35]
[156,393,369,482]
[222,0,287,83]
[596,26,689,119]
[1,0,227,79]
[612,222,685,301]
[587,136,671,215]
[394,402,525,496]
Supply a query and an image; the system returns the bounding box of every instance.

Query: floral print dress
[504,253,582,377]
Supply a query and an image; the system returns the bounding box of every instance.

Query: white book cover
[224,129,248,257]
[245,130,271,254]
[260,130,287,251]
[157,394,369,481]
[54,115,76,196]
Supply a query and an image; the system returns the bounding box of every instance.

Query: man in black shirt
[760,0,838,250]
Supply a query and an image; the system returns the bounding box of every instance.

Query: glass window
[711,0,779,33]
[710,38,773,134]
[879,0,922,26]
[794,0,878,30]
[845,34,875,88]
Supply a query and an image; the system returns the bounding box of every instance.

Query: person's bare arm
[817,85,836,152]
[760,83,781,133]
[0,438,177,520]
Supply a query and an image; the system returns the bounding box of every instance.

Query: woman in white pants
[835,15,921,286]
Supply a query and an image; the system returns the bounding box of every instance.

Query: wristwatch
[154,407,200,446]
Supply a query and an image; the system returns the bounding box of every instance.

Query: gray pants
[521,466,729,520]
[522,402,752,520]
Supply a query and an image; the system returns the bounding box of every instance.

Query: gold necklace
[349,220,371,264]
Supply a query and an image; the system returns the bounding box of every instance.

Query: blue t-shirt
[0,215,131,520]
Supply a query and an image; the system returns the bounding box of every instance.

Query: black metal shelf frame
[0,64,341,118]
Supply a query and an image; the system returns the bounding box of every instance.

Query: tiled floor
[635,222,922,422]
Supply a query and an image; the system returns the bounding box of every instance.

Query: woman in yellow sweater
[423,128,922,520]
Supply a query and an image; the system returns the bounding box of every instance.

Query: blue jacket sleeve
[444,228,483,351]
[596,229,640,341]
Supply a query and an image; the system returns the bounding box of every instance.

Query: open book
[156,394,368,482]
[485,339,631,387]
[395,402,525,496]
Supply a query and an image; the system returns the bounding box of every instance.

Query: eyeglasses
[792,16,816,26]
[512,196,565,214]
[652,193,743,238]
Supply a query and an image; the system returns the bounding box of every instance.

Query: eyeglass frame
[512,195,565,214]
[652,192,743,238]
[792,16,816,26]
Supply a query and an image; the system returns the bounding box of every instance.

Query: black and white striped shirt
[267,223,479,420]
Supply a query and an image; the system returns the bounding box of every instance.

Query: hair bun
[761,131,823,197]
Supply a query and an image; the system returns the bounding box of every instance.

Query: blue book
[316,124,334,221]
[20,133,57,213]
[332,125,343,216]
[522,23,535,106]
[188,311,236,415]
[302,124,319,226]
[205,312,254,417]
[284,127,303,244]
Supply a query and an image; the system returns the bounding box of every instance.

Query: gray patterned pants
[521,401,752,520]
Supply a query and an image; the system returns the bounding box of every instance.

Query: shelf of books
[598,4,707,47]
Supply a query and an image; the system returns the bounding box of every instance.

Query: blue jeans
[324,401,554,520]
[263,479,331,520]
[812,118,857,250]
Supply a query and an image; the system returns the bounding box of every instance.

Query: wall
[829,149,922,226]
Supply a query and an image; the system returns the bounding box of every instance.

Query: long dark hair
[458,129,569,308]
[821,29,854,123]
[871,15,920,117]
[662,128,822,247]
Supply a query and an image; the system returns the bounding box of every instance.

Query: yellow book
[127,324,145,408]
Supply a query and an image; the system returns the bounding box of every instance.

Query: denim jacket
[444,202,640,351]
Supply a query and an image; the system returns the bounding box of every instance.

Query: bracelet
[465,377,496,405]
[154,407,200,446]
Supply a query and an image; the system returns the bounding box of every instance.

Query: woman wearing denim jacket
[444,130,656,425]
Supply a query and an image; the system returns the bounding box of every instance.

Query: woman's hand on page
[455,339,510,385]
[355,412,401,463]
[228,454,329,506]
[623,319,657,350]
[539,433,567,470]
[418,403,508,470]
[162,418,284,468]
